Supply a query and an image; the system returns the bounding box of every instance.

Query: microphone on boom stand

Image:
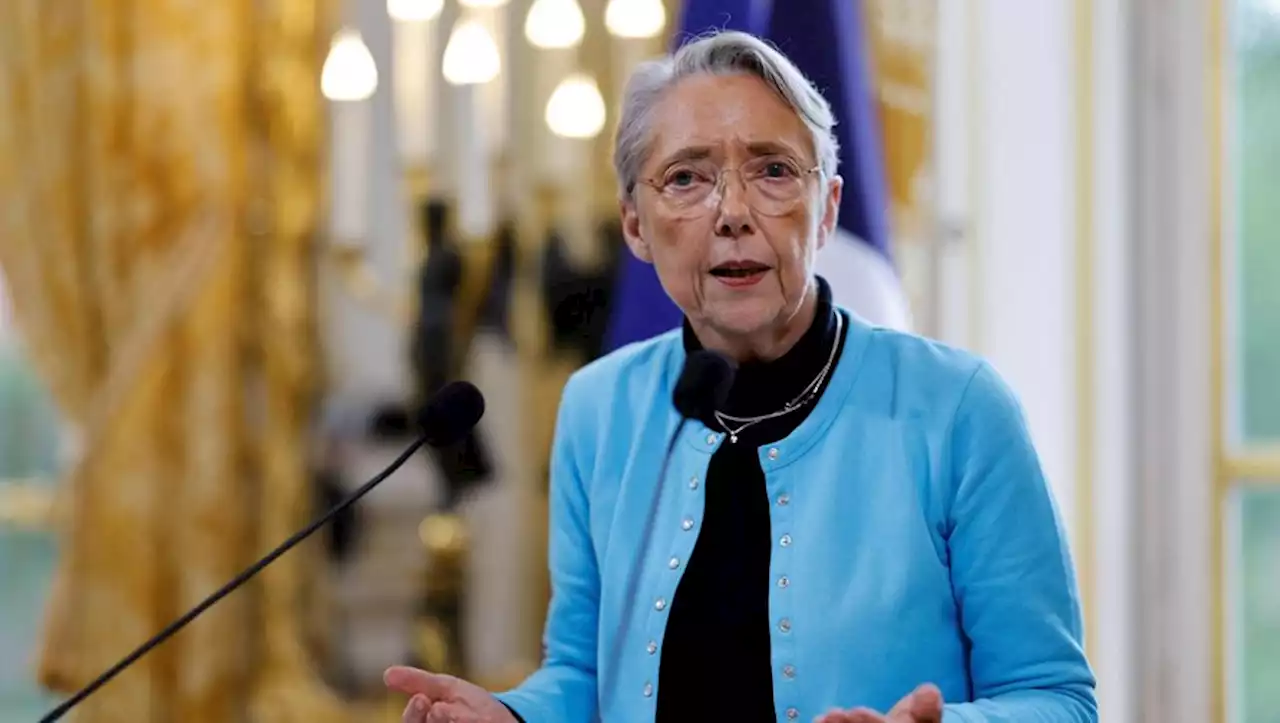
[38,380,488,723]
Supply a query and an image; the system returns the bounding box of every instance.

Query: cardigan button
[681,517,694,531]
[777,493,790,506]
[779,534,792,547]
[778,576,790,588]
[654,598,667,611]
[778,618,792,633]
[689,476,699,490]
[646,640,658,655]
[768,447,779,460]
[643,682,653,698]
[706,433,717,445]
[786,707,799,719]
[668,557,680,570]
[783,664,796,679]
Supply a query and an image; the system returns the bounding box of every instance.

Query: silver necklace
[713,311,844,444]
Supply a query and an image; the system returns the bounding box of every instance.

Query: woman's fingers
[426,701,481,723]
[889,684,944,722]
[401,694,429,723]
[389,668,500,723]
[385,666,458,702]
[816,684,944,723]
[401,695,487,723]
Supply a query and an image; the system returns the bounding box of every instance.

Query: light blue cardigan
[496,312,1097,723]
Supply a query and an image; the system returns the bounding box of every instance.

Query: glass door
[1219,2,1280,720]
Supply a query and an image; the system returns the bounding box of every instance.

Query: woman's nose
[714,171,756,238]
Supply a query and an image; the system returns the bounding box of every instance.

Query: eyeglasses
[634,156,821,218]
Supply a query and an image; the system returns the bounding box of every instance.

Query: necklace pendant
[729,433,738,444]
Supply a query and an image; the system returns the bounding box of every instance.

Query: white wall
[973,0,1078,537]
[936,0,1078,548]
[934,2,1136,720]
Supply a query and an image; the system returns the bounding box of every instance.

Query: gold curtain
[0,1,350,722]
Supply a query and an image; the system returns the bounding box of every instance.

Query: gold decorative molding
[1222,451,1280,483]
[1071,0,1098,663]
[864,0,938,246]
[1208,0,1228,720]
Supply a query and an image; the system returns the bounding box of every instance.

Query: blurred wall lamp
[604,0,666,39]
[443,19,502,86]
[525,0,585,49]
[387,0,444,21]
[545,73,606,140]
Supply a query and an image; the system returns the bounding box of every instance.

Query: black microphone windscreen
[673,350,736,420]
[419,381,486,447]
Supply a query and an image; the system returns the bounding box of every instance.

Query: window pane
[1231,0,1280,445]
[0,347,61,480]
[0,528,60,719]
[1231,485,1280,723]
[0,332,64,717]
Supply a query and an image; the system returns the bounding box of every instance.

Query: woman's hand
[813,684,944,723]
[384,666,519,723]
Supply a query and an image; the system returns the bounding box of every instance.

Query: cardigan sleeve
[941,363,1098,723]
[493,377,600,723]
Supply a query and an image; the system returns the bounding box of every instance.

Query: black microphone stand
[38,436,429,722]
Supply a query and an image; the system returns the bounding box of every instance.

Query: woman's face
[620,72,842,342]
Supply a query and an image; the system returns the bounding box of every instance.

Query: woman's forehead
[646,74,813,164]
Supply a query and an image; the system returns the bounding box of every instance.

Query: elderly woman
[386,31,1097,723]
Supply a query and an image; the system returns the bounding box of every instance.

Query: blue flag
[676,0,769,38]
[603,0,909,353]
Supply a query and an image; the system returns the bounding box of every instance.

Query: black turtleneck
[656,277,846,722]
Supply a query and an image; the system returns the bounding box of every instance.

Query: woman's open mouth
[710,261,770,287]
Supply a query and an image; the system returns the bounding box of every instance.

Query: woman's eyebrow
[656,146,716,167]
[744,140,800,157]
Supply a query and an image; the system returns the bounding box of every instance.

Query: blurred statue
[539,221,619,362]
[477,221,517,339]
[413,200,464,397]
[410,199,493,510]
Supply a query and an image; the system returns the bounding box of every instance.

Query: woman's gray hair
[613,30,840,200]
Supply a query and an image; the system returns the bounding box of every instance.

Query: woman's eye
[668,170,697,187]
[764,162,795,178]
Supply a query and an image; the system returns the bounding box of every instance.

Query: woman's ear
[619,197,653,262]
